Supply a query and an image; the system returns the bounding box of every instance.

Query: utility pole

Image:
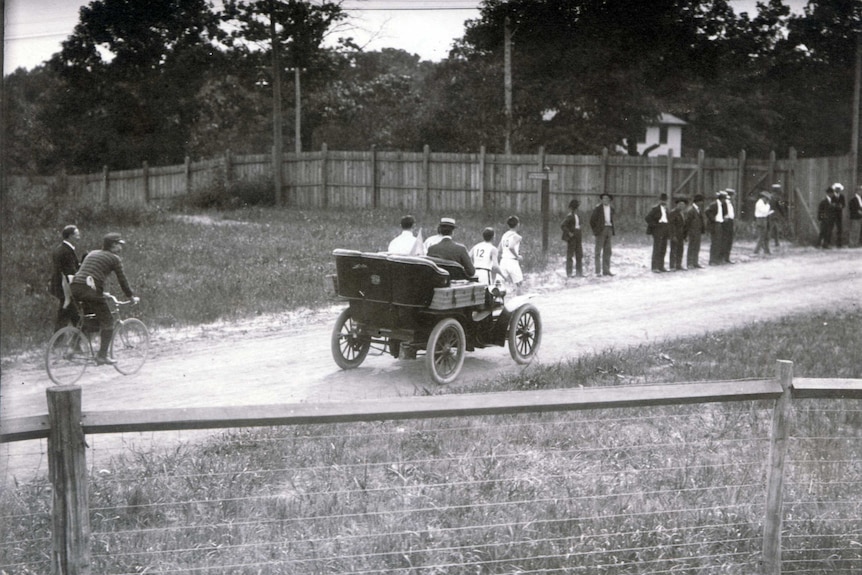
[270,1,284,206]
[504,16,513,155]
[852,31,861,190]
[295,67,302,154]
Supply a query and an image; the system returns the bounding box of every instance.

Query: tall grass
[1,310,859,574]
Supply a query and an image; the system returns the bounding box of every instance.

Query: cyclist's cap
[103,233,126,248]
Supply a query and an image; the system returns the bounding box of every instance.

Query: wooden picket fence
[8,147,854,238]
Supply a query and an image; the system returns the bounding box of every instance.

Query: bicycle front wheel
[46,327,91,385]
[111,318,150,375]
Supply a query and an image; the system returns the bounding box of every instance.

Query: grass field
[1,309,859,574]
[1,197,661,357]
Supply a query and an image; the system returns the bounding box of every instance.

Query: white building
[623,113,687,157]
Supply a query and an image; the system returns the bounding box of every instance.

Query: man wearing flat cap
[71,233,139,365]
[589,193,615,276]
[427,218,476,278]
[645,193,670,272]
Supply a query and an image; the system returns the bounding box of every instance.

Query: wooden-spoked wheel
[426,317,466,385]
[331,307,371,369]
[508,303,542,365]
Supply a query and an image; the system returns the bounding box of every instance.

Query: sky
[3,0,482,73]
[3,0,808,74]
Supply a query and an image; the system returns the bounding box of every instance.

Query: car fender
[490,294,538,344]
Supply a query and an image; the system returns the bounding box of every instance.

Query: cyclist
[70,233,139,365]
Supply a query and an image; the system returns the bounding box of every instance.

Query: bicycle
[45,294,149,385]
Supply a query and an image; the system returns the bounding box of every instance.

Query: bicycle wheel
[45,327,91,385]
[111,318,150,375]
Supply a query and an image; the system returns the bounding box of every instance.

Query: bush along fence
[8,147,855,239]
[1,361,860,575]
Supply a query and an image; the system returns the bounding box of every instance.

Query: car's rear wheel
[331,308,371,369]
[426,318,465,385]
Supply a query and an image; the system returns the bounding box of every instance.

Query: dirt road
[1,243,860,480]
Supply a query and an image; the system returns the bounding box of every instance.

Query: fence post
[788,148,797,238]
[142,161,150,204]
[479,145,487,210]
[48,386,91,575]
[600,147,609,198]
[371,144,379,209]
[102,166,109,208]
[423,145,431,214]
[224,149,233,185]
[665,151,673,199]
[697,149,705,197]
[321,143,329,209]
[184,156,191,197]
[762,359,794,575]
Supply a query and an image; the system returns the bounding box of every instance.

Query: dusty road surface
[2,243,860,480]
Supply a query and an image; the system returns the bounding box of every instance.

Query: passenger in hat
[830,183,846,247]
[685,194,707,269]
[645,193,670,272]
[426,217,476,278]
[560,199,584,278]
[754,190,775,255]
[498,215,524,289]
[668,197,689,270]
[589,192,616,276]
[388,214,426,256]
[70,233,139,365]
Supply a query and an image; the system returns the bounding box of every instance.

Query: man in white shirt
[754,191,774,255]
[387,215,425,255]
[498,215,524,289]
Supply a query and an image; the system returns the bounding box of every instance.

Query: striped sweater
[72,250,134,297]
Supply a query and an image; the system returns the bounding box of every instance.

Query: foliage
[41,0,225,172]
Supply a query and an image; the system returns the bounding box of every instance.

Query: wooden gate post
[102,166,109,208]
[762,360,794,575]
[371,144,379,209]
[47,386,91,575]
[142,161,150,204]
[423,145,431,214]
[321,143,329,209]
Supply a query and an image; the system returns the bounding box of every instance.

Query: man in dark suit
[645,193,670,272]
[668,197,689,270]
[704,191,727,265]
[50,225,82,331]
[589,193,615,276]
[426,217,476,278]
[685,194,706,269]
[818,187,838,248]
[849,185,862,248]
[830,183,846,247]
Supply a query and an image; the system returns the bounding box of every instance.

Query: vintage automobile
[329,249,542,384]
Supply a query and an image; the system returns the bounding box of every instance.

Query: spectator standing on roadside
[722,189,737,263]
[589,193,615,276]
[668,197,689,271]
[849,185,862,248]
[387,215,425,255]
[831,183,846,247]
[753,190,774,255]
[426,218,476,277]
[70,233,139,365]
[685,194,706,269]
[818,187,838,248]
[705,190,726,265]
[498,215,524,289]
[470,227,503,285]
[645,193,670,272]
[50,224,82,331]
[560,199,584,278]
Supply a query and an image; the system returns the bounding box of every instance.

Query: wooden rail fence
[1,360,860,575]
[8,148,855,240]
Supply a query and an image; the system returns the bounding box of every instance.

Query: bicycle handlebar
[103,293,140,306]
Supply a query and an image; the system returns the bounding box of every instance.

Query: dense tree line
[3,0,860,175]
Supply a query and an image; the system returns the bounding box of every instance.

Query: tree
[43,0,223,172]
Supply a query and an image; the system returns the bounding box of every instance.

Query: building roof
[655,113,687,126]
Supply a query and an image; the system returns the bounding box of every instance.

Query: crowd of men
[819,182,862,249]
